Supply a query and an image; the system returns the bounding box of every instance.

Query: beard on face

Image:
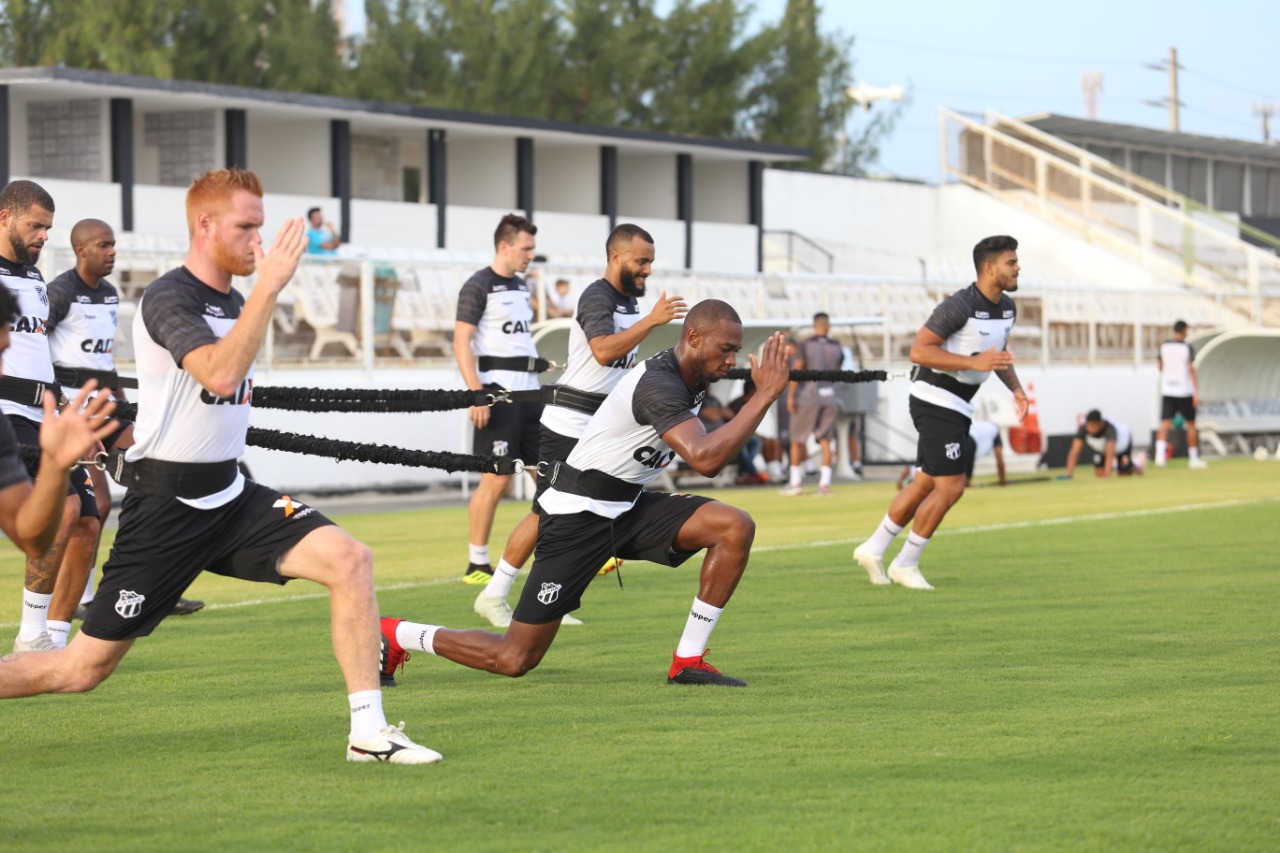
[7,224,39,265]
[619,266,646,298]
[212,236,256,277]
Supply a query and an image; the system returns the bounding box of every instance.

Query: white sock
[767,460,783,480]
[484,558,520,600]
[1155,440,1167,463]
[863,515,904,557]
[789,465,803,487]
[468,544,489,566]
[18,589,52,641]
[819,466,833,487]
[1189,447,1200,461]
[675,598,723,658]
[80,567,96,605]
[397,621,440,655]
[47,620,71,649]
[895,531,931,568]
[348,689,389,742]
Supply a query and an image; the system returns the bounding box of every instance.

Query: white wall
[15,177,122,249]
[618,215,686,273]
[690,221,757,273]
[535,144,599,215]
[449,137,515,208]
[350,198,436,250]
[8,95,111,182]
[530,210,610,260]
[132,185,189,237]
[693,159,748,224]
[246,115,331,197]
[618,153,676,219]
[444,205,511,256]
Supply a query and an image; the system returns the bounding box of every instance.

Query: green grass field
[1,458,1277,851]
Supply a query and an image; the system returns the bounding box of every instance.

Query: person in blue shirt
[305,207,339,255]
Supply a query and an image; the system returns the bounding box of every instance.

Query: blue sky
[344,0,1280,183]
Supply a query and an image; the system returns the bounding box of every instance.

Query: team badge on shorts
[537,582,561,605]
[115,590,146,619]
[945,442,961,460]
[492,440,509,457]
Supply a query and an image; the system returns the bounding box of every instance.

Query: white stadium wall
[616,215,686,273]
[245,115,332,197]
[618,153,677,219]
[527,210,611,261]
[448,137,517,208]
[534,144,600,215]
[693,160,749,224]
[690,221,759,273]
[349,198,436,251]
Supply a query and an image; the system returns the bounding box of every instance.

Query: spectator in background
[305,207,339,255]
[728,380,768,484]
[546,279,575,319]
[780,313,843,497]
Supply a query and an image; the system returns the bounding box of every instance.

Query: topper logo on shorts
[945,442,961,460]
[492,440,509,456]
[115,590,145,619]
[537,582,561,605]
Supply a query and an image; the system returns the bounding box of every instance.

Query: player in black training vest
[383,300,790,688]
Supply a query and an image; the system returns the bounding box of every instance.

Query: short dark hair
[684,298,741,334]
[1085,409,1102,423]
[973,235,1018,274]
[0,284,18,326]
[494,213,536,248]
[606,223,655,256]
[1173,320,1188,333]
[0,180,55,216]
[813,312,829,324]
[306,206,321,219]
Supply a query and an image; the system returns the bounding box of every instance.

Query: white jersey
[46,270,120,375]
[1159,339,1195,397]
[539,348,704,519]
[455,266,539,393]
[127,266,251,509]
[969,420,1002,459]
[910,283,1017,418]
[0,257,55,422]
[541,279,643,438]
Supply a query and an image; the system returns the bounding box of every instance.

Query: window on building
[27,100,103,181]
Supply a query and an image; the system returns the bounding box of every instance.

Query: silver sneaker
[473,591,513,628]
[12,632,56,653]
[347,722,442,765]
[853,544,891,586]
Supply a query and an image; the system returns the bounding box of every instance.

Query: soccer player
[1062,410,1143,479]
[472,223,686,629]
[0,287,119,565]
[45,219,204,642]
[1155,320,1205,469]
[383,301,790,688]
[853,235,1028,590]
[0,180,104,653]
[0,169,440,764]
[453,214,544,586]
[779,312,844,496]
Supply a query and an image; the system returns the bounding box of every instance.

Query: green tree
[548,0,665,127]
[0,0,54,67]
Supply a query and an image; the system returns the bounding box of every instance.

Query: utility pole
[1144,46,1183,132]
[1082,72,1103,120]
[1253,103,1276,143]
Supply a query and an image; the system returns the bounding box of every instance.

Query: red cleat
[667,648,747,687]
[380,617,410,687]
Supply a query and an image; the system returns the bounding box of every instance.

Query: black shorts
[1161,396,1196,423]
[513,491,714,624]
[474,383,542,466]
[533,425,578,504]
[7,414,98,517]
[82,480,334,641]
[910,397,973,478]
[1091,444,1135,473]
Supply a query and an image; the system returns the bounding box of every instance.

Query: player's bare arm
[452,321,490,429]
[588,291,687,365]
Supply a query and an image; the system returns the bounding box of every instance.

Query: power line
[1180,104,1263,133]
[855,34,1132,66]
[1182,67,1279,103]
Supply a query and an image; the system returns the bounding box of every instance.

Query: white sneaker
[560,613,584,626]
[887,560,934,591]
[347,722,442,765]
[852,544,891,585]
[12,632,56,653]
[474,591,513,628]
[1188,458,1208,469]
[778,484,804,497]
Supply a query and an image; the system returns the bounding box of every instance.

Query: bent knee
[724,508,756,547]
[61,659,118,694]
[492,647,544,678]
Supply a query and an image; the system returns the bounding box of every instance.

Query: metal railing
[761,229,836,274]
[939,108,1280,322]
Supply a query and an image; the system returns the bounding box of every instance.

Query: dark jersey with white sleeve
[910,283,1017,417]
[0,256,54,423]
[539,348,705,519]
[541,278,642,438]
[46,270,120,374]
[795,334,844,403]
[1075,419,1132,456]
[0,415,30,491]
[455,267,539,393]
[127,266,251,509]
